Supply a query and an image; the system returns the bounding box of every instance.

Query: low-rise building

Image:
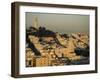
[26,48,35,67]
[35,56,49,67]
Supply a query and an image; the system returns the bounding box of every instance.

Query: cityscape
[25,17,89,67]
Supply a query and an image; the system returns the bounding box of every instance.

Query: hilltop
[26,26,89,67]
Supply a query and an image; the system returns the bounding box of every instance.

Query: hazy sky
[26,12,89,34]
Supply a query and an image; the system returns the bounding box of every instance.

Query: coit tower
[33,17,39,29]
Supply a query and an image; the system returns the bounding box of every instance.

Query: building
[26,31,89,67]
[26,48,35,67]
[35,56,49,67]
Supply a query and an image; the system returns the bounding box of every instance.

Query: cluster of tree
[60,34,69,39]
[74,46,89,57]
[26,26,37,43]
[26,26,56,37]
[36,27,56,37]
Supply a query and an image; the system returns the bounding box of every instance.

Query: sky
[26,12,89,34]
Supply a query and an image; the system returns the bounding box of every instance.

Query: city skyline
[25,12,89,67]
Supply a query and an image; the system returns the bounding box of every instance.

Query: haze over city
[26,12,89,34]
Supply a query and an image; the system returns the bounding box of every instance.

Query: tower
[33,17,39,29]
